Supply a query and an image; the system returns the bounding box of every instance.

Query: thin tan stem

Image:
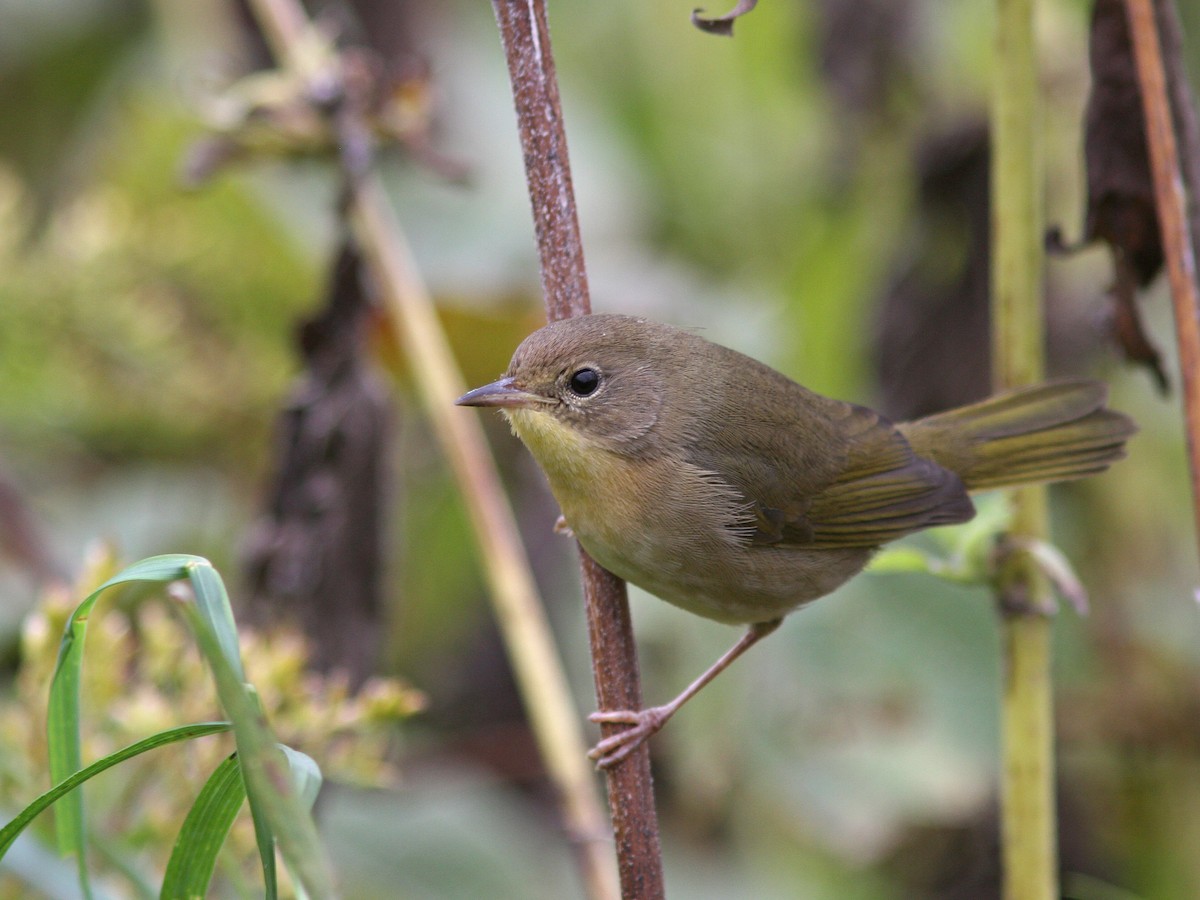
[351,181,617,900]
[246,0,307,66]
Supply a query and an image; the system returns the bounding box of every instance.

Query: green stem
[991,0,1058,897]
[998,602,1056,898]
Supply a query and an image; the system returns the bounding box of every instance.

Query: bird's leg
[587,618,783,768]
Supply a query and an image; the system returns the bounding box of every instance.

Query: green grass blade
[160,753,245,900]
[94,555,205,587]
[180,567,276,897]
[174,580,337,899]
[44,554,336,899]
[247,782,278,900]
[47,556,212,876]
[1,723,231,859]
[185,559,245,681]
[277,745,322,810]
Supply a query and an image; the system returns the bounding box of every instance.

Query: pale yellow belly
[547,449,869,624]
[576,522,871,623]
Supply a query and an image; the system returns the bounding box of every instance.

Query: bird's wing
[711,401,976,550]
[682,350,976,551]
[804,403,975,548]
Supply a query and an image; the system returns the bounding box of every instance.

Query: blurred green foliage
[0,0,1198,897]
[0,549,421,898]
[0,103,315,467]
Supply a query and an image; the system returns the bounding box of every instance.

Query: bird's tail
[898,379,1136,492]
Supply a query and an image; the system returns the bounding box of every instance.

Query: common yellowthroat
[457,314,1135,766]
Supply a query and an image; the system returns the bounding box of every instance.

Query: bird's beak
[456,376,548,409]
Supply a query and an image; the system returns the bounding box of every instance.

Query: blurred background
[1,0,1198,896]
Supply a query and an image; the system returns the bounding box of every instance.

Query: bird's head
[456,315,671,465]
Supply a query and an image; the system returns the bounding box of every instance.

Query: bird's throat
[505,408,600,485]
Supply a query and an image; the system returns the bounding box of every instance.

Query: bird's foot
[554,515,574,537]
[587,705,672,769]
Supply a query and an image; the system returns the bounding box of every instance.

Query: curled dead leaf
[691,0,758,37]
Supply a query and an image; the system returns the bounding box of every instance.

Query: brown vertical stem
[1157,0,1200,252]
[491,1,591,320]
[578,553,665,898]
[490,1,666,897]
[239,1,621,897]
[1124,0,1200,559]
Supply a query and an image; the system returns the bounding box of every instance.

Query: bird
[457,313,1136,766]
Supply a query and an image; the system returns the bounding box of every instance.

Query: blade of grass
[46,554,337,899]
[1,722,232,858]
[160,753,245,900]
[186,559,245,681]
[277,745,323,810]
[176,565,336,899]
[47,554,211,896]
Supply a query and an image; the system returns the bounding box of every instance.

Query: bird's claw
[586,706,669,769]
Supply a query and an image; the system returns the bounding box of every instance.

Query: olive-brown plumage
[457,314,1135,765]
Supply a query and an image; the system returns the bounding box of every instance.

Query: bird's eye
[568,367,600,397]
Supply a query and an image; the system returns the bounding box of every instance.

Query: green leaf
[278,745,323,810]
[46,554,213,889]
[171,599,278,898]
[172,592,338,899]
[872,495,1017,589]
[160,753,245,900]
[95,554,207,587]
[2,723,231,860]
[186,559,245,681]
[45,555,337,899]
[866,546,938,576]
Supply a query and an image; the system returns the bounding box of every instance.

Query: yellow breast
[505,408,650,548]
[505,406,776,621]
[505,408,600,486]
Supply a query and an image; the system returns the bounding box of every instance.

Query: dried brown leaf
[691,0,758,36]
[1082,0,1162,286]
